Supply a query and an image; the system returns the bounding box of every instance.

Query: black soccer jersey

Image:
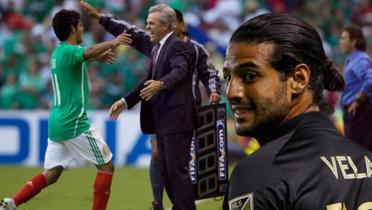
[223,112,372,210]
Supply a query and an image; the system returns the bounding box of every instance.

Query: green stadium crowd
[1,0,372,110]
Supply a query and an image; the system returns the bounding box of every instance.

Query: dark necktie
[151,44,160,78]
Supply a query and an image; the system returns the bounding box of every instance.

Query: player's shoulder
[336,138,372,157]
[236,145,276,169]
[230,152,271,185]
[189,39,203,48]
[232,131,294,178]
[169,37,189,52]
[229,152,274,197]
[233,146,277,176]
[312,128,372,157]
[54,42,83,53]
[228,139,292,204]
[189,39,209,54]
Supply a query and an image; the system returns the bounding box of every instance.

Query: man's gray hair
[148,4,176,30]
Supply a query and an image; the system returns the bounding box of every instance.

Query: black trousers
[156,132,196,210]
[343,101,372,152]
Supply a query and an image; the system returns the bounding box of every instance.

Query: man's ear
[351,39,357,48]
[288,63,310,97]
[70,25,76,33]
[180,22,186,31]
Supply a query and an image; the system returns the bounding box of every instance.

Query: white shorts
[44,126,113,169]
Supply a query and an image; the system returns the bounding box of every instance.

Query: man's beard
[239,112,287,144]
[235,84,290,144]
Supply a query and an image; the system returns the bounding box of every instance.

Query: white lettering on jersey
[321,156,372,180]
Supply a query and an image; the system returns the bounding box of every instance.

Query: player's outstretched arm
[80,0,100,19]
[83,32,132,60]
[81,0,154,57]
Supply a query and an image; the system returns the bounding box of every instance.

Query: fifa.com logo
[217,120,227,180]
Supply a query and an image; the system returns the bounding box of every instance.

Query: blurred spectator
[24,0,53,23]
[0,0,370,116]
[101,70,125,107]
[0,73,19,109]
[18,62,45,109]
[339,24,372,151]
[0,64,4,88]
[87,65,105,108]
[202,0,241,47]
[350,0,372,25]
[243,0,269,21]
[40,79,53,109]
[118,50,149,93]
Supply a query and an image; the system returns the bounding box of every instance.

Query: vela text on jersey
[321,156,372,179]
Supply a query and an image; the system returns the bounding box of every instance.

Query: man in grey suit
[80,2,197,209]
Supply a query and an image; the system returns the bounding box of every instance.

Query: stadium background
[0,0,370,209]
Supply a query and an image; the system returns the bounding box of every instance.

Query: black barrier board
[189,103,228,200]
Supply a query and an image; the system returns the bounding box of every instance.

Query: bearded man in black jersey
[223,13,372,210]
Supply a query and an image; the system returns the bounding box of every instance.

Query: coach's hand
[109,99,127,120]
[80,0,101,19]
[140,80,165,101]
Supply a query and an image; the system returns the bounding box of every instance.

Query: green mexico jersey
[48,42,90,141]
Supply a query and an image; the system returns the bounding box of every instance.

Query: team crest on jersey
[102,144,110,157]
[229,193,253,210]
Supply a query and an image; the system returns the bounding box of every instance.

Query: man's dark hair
[174,8,184,23]
[230,13,345,112]
[342,24,367,51]
[52,9,80,41]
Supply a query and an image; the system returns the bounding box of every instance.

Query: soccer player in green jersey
[0,9,131,210]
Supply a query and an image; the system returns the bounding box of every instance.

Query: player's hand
[109,99,126,120]
[210,92,220,104]
[140,80,164,101]
[80,1,100,19]
[113,33,132,47]
[96,49,116,64]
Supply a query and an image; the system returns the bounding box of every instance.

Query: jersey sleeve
[68,45,86,65]
[99,14,155,57]
[193,42,220,94]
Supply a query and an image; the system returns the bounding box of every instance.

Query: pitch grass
[0,166,224,210]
